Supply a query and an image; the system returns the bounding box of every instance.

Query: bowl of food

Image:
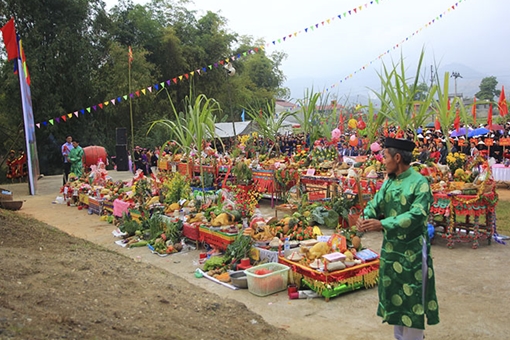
[229,270,248,289]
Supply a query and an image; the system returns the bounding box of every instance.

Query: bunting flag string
[319,0,468,95]
[34,0,466,129]
[34,0,387,129]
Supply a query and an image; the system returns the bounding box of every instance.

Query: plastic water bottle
[284,237,290,253]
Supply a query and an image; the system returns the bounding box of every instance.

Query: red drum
[83,146,107,167]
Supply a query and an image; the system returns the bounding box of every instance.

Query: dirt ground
[1,173,510,340]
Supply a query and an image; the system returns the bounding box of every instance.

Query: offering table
[278,256,379,302]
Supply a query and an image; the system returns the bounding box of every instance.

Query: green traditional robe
[363,167,439,330]
[69,145,84,178]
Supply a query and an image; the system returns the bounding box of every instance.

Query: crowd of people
[132,146,159,176]
[52,121,510,187]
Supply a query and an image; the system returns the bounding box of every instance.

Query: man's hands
[356,218,383,232]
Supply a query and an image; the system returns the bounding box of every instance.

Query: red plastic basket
[198,226,237,250]
[183,223,200,241]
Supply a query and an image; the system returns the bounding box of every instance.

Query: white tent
[214,121,256,138]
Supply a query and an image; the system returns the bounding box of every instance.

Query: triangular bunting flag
[117,97,122,103]
[98,103,103,109]
[123,95,128,100]
[111,99,116,105]
[166,80,170,85]
[74,111,79,117]
[61,115,67,122]
[147,86,152,93]
[208,65,212,70]
[219,60,224,65]
[172,78,177,84]
[103,101,109,106]
[154,84,159,90]
[43,121,47,126]
[86,107,91,113]
[36,123,40,128]
[184,73,189,79]
[135,91,140,97]
[179,75,183,81]
[49,119,54,125]
[190,71,194,77]
[80,109,85,115]
[55,117,60,123]
[92,105,97,111]
[142,89,146,95]
[68,113,72,118]
[129,93,134,98]
[160,82,165,88]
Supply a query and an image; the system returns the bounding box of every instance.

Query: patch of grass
[496,200,510,235]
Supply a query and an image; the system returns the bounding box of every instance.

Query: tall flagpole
[128,46,134,157]
[1,18,39,194]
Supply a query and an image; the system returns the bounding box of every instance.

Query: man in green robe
[68,139,84,179]
[357,137,439,340]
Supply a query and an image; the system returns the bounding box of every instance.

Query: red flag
[128,46,133,65]
[0,18,18,60]
[487,104,493,127]
[498,86,508,117]
[434,117,440,131]
[472,97,477,125]
[454,108,460,132]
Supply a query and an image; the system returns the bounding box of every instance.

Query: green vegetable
[203,256,226,271]
[119,213,142,236]
[129,240,148,248]
[310,206,339,229]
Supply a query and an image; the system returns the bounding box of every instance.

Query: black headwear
[384,137,416,152]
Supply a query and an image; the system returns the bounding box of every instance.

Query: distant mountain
[284,62,510,103]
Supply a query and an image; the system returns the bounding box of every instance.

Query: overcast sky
[106,0,509,99]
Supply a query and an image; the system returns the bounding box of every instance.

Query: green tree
[475,76,500,101]
[0,0,110,175]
